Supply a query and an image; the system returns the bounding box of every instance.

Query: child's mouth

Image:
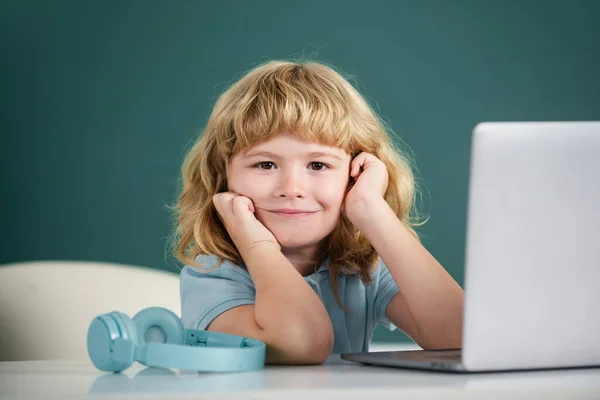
[268,209,318,219]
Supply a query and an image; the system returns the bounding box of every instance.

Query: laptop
[342,121,600,372]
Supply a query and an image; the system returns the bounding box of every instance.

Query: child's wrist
[241,240,281,262]
[345,197,388,228]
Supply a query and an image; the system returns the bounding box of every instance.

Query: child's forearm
[242,244,334,363]
[350,198,464,349]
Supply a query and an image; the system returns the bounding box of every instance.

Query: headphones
[87,307,266,373]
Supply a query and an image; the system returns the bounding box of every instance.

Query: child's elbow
[298,327,334,364]
[267,324,334,365]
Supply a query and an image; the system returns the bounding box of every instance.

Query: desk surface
[1,356,600,400]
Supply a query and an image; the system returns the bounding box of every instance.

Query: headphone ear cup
[87,311,138,372]
[111,311,139,343]
[132,307,185,346]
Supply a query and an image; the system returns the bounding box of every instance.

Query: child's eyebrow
[240,151,280,159]
[307,152,344,161]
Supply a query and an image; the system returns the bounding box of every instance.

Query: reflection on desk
[1,356,599,399]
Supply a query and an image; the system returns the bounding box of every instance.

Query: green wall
[2,0,599,342]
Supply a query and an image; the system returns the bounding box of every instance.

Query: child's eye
[254,161,276,169]
[309,162,327,171]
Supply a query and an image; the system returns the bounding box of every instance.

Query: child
[174,60,464,365]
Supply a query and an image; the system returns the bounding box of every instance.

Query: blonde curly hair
[172,60,424,307]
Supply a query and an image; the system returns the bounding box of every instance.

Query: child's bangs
[230,67,355,155]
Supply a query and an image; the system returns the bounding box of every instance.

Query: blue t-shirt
[179,254,399,354]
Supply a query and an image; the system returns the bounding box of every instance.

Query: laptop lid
[461,122,600,371]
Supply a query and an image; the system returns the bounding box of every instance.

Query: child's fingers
[350,152,368,178]
[232,195,255,215]
[213,192,238,217]
[350,154,359,178]
[352,161,360,178]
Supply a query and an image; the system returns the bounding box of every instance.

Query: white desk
[2,355,600,400]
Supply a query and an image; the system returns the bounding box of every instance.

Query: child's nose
[274,170,305,198]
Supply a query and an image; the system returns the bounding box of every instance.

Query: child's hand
[344,152,389,223]
[213,192,281,257]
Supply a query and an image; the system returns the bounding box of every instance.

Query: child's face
[227,133,352,250]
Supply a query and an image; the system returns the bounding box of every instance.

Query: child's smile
[265,208,319,219]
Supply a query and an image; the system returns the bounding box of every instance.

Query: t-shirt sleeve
[373,259,400,331]
[179,255,256,331]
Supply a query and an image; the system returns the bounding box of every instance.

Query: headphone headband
[142,341,266,372]
[184,329,263,348]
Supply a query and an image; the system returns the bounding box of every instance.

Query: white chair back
[0,261,181,361]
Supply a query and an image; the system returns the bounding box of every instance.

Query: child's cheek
[321,182,348,209]
[228,171,259,196]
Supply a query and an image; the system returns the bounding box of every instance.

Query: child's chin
[274,234,323,249]
[276,238,311,248]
